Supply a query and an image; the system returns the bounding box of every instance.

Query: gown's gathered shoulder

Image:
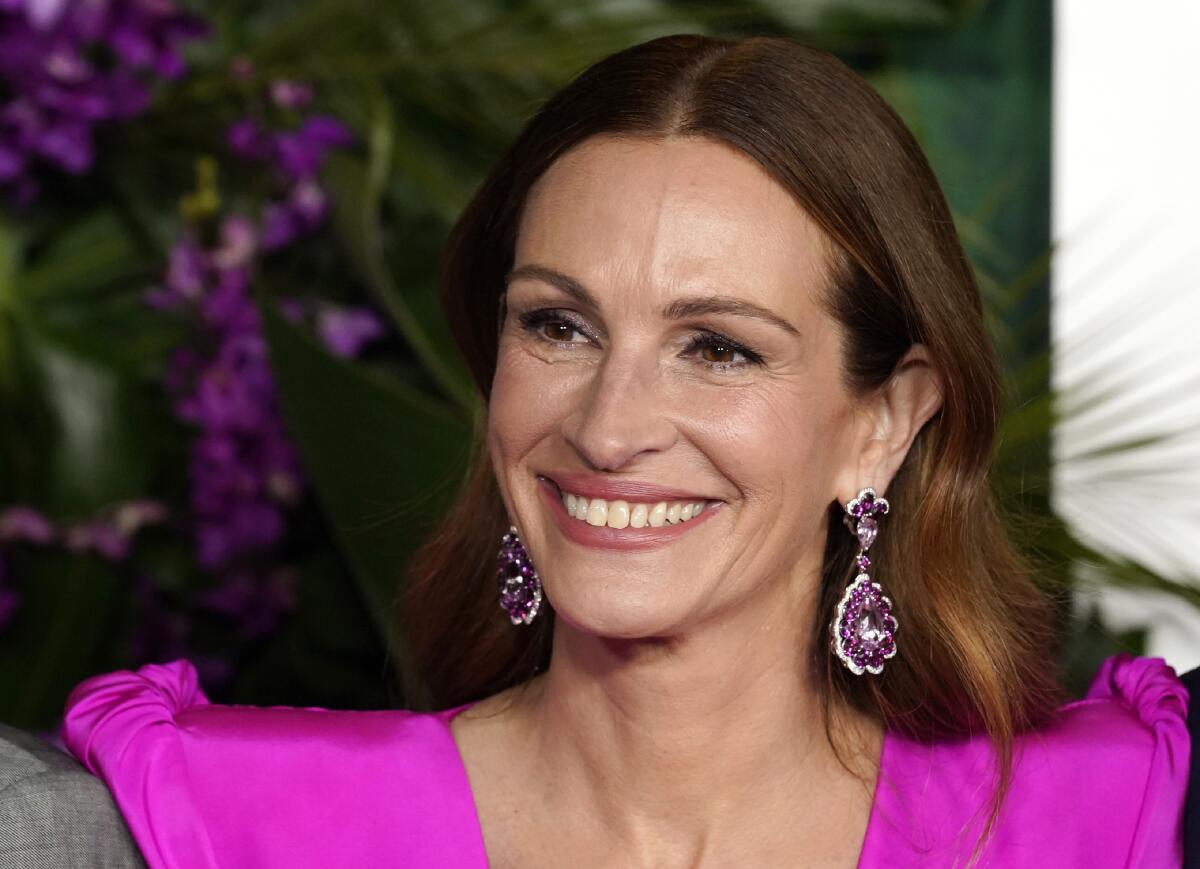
[857,651,1190,867]
[60,659,488,868]
[62,653,1189,869]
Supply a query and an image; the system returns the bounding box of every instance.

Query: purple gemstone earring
[497,525,543,625]
[831,487,898,675]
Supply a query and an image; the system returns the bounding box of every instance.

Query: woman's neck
[508,570,882,865]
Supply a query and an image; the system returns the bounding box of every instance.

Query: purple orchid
[269,79,313,111]
[317,304,386,358]
[0,0,208,200]
[149,216,305,574]
[64,517,133,560]
[224,80,354,250]
[0,498,167,634]
[0,505,55,544]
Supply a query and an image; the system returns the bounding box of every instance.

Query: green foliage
[259,303,473,701]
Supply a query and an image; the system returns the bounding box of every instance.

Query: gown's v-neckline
[435,701,892,869]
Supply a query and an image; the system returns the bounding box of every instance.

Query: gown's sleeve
[1085,652,1190,868]
[858,653,1190,868]
[60,659,489,868]
[60,660,220,868]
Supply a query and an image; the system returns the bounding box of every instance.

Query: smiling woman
[59,34,1188,869]
[402,33,1189,866]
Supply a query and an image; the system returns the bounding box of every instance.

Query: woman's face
[488,134,871,641]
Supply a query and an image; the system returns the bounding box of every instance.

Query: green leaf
[2,309,155,512]
[0,549,132,729]
[230,545,395,710]
[324,128,476,414]
[14,213,143,303]
[259,302,474,693]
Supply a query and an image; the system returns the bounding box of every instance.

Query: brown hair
[402,33,1064,855]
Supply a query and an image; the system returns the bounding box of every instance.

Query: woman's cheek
[490,345,579,451]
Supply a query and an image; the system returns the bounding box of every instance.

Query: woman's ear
[835,343,944,504]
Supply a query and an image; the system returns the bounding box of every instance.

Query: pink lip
[540,471,719,503]
[537,476,724,552]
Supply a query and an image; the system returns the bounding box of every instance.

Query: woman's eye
[518,310,591,345]
[698,341,741,365]
[516,309,762,372]
[687,333,763,371]
[539,321,582,342]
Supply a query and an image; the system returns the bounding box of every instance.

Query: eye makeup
[514,307,766,374]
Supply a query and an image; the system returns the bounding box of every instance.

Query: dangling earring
[831,487,898,675]
[497,525,543,625]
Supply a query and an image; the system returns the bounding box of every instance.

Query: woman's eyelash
[517,309,594,344]
[515,309,765,371]
[685,331,764,370]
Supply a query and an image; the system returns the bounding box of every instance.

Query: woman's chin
[546,587,696,642]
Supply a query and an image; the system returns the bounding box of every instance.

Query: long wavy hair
[402,33,1064,855]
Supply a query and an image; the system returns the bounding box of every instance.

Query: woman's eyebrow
[505,263,800,337]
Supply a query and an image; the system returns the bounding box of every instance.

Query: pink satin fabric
[62,653,1188,867]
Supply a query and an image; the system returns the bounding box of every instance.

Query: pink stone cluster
[832,487,898,676]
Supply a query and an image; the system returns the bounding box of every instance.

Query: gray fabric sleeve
[0,722,147,869]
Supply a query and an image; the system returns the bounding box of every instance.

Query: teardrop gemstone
[831,573,898,675]
[856,597,886,650]
[856,516,878,549]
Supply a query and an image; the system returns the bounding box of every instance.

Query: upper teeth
[560,491,709,529]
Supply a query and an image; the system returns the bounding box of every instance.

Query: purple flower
[317,305,386,358]
[299,115,355,149]
[222,80,353,253]
[0,506,55,544]
[210,214,257,270]
[271,115,354,180]
[65,518,131,560]
[269,79,313,111]
[105,1,209,80]
[226,117,269,161]
[0,0,208,199]
[144,236,206,309]
[33,117,93,173]
[113,499,169,535]
[288,179,326,227]
[226,113,352,181]
[0,141,25,181]
[258,200,299,251]
[151,226,306,575]
[17,0,68,31]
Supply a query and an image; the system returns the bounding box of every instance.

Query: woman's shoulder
[865,653,1190,867]
[61,659,488,868]
[1014,653,1188,840]
[1048,652,1188,766]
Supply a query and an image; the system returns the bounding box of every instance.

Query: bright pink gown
[61,653,1189,867]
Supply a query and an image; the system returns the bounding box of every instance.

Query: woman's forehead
[514,135,831,316]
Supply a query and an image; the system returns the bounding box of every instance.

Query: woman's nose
[561,351,678,472]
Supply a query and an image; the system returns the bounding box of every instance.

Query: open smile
[537,476,724,551]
